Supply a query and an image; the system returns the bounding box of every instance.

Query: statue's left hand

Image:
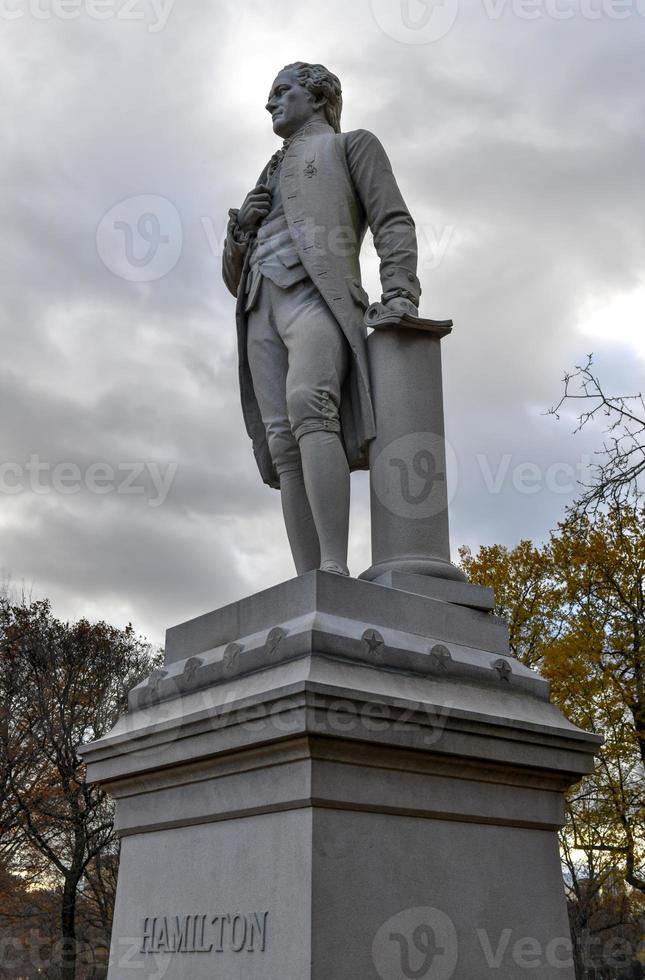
[385,297,418,319]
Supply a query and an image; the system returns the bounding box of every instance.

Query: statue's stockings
[279,430,350,575]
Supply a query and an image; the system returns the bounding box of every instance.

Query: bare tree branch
[549,354,645,515]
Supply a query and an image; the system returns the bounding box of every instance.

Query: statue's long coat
[222,119,420,489]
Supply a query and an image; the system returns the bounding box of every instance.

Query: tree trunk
[630,695,645,770]
[61,873,78,980]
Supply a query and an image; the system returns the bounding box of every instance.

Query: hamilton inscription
[140,911,269,955]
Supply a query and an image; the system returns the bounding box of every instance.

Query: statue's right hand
[237,184,272,231]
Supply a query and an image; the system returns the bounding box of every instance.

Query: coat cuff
[380,267,421,306]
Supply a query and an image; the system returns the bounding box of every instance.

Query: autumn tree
[460,506,645,976]
[0,595,157,980]
[0,861,60,980]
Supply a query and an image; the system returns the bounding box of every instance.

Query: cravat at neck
[267,118,330,176]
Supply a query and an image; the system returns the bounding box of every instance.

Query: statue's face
[265,69,322,139]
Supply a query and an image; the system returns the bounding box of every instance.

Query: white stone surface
[83,574,600,979]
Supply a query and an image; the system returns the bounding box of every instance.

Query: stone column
[361,312,465,582]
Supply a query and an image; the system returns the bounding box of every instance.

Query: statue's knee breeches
[286,383,342,442]
[246,274,350,473]
[265,386,341,475]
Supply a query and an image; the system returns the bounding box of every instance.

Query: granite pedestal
[83,571,600,979]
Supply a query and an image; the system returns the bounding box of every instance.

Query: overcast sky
[1,0,643,644]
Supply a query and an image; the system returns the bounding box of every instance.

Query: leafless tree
[549,354,645,515]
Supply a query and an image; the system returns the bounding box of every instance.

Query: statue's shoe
[319,560,350,577]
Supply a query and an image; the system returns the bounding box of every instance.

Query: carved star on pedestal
[223,643,242,674]
[492,658,512,682]
[429,644,452,670]
[182,656,203,685]
[265,627,287,659]
[362,628,385,659]
[147,668,168,703]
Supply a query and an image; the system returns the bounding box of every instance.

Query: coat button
[386,269,395,278]
[407,273,415,282]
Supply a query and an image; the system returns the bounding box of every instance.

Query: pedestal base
[360,554,467,582]
[83,572,600,979]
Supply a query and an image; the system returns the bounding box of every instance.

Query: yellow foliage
[460,505,645,896]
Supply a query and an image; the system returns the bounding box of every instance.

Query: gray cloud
[1,0,643,643]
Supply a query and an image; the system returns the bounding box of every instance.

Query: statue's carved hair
[282,62,343,133]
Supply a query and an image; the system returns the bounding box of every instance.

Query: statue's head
[266,62,343,139]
